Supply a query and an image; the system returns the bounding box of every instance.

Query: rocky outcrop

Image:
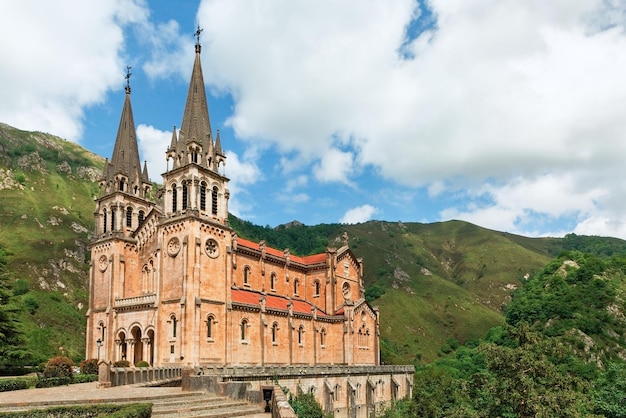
[77,166,101,182]
[56,161,72,174]
[0,168,25,190]
[18,151,47,173]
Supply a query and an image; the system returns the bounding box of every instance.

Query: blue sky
[3,1,626,238]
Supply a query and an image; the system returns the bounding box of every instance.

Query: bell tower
[94,67,154,238]
[162,26,229,226]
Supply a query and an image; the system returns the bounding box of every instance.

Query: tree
[471,324,590,417]
[0,247,29,366]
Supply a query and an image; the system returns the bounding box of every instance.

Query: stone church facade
[85,37,380,369]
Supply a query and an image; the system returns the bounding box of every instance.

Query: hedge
[0,379,31,393]
[0,403,152,417]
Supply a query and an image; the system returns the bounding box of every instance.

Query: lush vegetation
[382,251,626,416]
[0,403,152,418]
[288,391,329,418]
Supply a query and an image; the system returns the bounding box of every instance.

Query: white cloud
[0,0,149,141]
[196,0,626,238]
[340,204,378,224]
[313,148,355,184]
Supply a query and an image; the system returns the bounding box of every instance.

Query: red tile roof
[232,288,328,317]
[236,238,327,266]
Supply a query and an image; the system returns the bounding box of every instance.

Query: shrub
[35,376,72,388]
[12,279,29,296]
[0,379,30,392]
[43,356,74,380]
[289,392,326,418]
[0,403,153,417]
[135,361,150,368]
[23,295,39,314]
[79,358,99,375]
[73,373,99,384]
[113,360,130,367]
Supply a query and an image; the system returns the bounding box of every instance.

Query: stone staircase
[151,391,266,417]
[0,391,267,418]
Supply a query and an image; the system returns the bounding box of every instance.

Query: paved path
[0,382,270,417]
[0,382,183,407]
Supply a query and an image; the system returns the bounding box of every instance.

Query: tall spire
[101,66,148,196]
[179,25,213,158]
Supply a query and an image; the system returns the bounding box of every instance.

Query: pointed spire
[169,125,178,151]
[142,160,149,183]
[103,66,149,197]
[179,25,213,164]
[215,129,224,156]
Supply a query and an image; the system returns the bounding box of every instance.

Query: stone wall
[184,365,414,418]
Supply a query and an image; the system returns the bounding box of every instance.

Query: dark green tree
[471,324,590,417]
[0,247,29,366]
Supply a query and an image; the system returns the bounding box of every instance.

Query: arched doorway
[118,331,127,362]
[147,329,155,365]
[131,326,143,365]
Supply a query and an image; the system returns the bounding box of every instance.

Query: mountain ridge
[1,122,626,365]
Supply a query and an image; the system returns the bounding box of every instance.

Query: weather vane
[125,65,132,93]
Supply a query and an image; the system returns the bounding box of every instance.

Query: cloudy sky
[2,0,626,239]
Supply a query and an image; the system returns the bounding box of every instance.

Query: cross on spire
[125,66,132,94]
[195,25,203,44]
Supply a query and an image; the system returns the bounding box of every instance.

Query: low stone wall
[184,365,414,418]
[97,363,183,388]
[270,385,296,418]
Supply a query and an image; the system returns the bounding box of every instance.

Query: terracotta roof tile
[236,238,327,266]
[231,289,327,316]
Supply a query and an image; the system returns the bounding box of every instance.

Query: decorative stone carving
[167,237,181,257]
[205,238,219,258]
[98,255,108,272]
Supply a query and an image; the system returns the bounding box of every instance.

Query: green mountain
[2,123,626,366]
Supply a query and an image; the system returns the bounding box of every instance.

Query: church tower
[87,68,156,363]
[95,67,153,238]
[162,27,229,224]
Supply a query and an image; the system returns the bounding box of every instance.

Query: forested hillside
[380,251,626,417]
[2,123,626,375]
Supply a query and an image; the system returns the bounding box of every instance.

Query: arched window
[138,210,145,225]
[182,181,188,210]
[172,184,178,212]
[314,280,320,296]
[200,182,207,211]
[103,210,107,233]
[119,179,125,191]
[212,186,218,215]
[320,328,326,347]
[110,209,115,231]
[126,206,132,228]
[98,321,106,342]
[170,315,177,338]
[241,319,248,341]
[293,278,300,296]
[270,273,276,291]
[206,315,215,339]
[243,267,250,286]
[298,326,304,345]
[271,322,278,344]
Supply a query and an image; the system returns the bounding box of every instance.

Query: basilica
[85,34,380,368]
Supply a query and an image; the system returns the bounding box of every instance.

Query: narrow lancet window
[212,186,218,215]
[172,184,178,212]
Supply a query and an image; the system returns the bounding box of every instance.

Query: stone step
[0,391,266,418]
[151,394,264,418]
